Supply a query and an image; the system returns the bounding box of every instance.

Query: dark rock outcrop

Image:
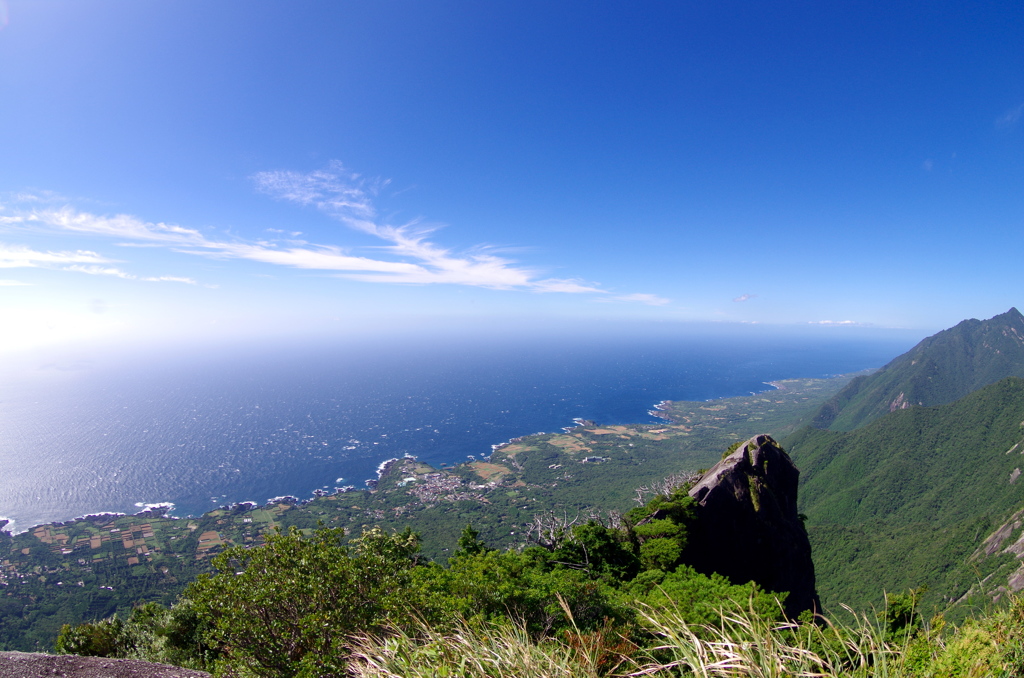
[686,434,818,616]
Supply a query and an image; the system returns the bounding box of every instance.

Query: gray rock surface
[0,652,210,678]
[687,433,818,616]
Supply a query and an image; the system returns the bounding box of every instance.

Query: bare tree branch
[524,508,623,550]
[632,470,703,505]
[525,510,582,550]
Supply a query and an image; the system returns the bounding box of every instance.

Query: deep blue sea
[0,331,915,532]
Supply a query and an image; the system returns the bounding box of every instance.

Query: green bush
[185,526,431,678]
[55,616,122,657]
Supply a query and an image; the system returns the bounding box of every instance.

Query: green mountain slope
[812,307,1024,431]
[787,377,1024,615]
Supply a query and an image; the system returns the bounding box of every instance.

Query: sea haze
[0,331,914,531]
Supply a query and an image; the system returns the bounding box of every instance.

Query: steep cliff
[686,434,817,616]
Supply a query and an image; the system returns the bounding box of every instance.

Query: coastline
[0,373,846,537]
[648,379,785,422]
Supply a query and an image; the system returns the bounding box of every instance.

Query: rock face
[686,434,818,617]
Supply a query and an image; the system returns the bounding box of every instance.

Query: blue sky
[1,1,1022,354]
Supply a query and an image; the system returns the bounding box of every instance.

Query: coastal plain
[0,372,858,650]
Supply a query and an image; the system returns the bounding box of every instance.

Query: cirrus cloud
[1,163,667,304]
[0,242,112,268]
[0,241,194,284]
[602,293,671,306]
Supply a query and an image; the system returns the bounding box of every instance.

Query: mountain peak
[812,308,1024,431]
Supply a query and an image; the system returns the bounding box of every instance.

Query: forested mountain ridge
[811,307,1024,431]
[782,308,1024,615]
[788,377,1024,615]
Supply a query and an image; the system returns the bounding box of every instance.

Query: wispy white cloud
[61,265,196,284]
[62,264,135,278]
[7,190,68,204]
[997,103,1024,128]
[42,208,205,244]
[141,276,198,285]
[250,164,629,293]
[0,241,195,284]
[252,162,382,219]
[251,165,571,290]
[607,293,671,306]
[733,293,755,302]
[532,278,606,294]
[809,319,859,326]
[1,163,668,301]
[60,265,196,284]
[0,242,112,268]
[187,239,423,275]
[14,203,584,291]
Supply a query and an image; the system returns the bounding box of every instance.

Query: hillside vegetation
[52,475,790,676]
[51,462,1024,678]
[783,309,1024,619]
[812,307,1024,431]
[789,377,1024,615]
[52,511,1024,677]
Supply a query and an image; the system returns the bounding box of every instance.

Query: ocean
[0,331,914,532]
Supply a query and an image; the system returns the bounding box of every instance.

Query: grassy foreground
[60,590,1024,677]
[346,598,1024,678]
